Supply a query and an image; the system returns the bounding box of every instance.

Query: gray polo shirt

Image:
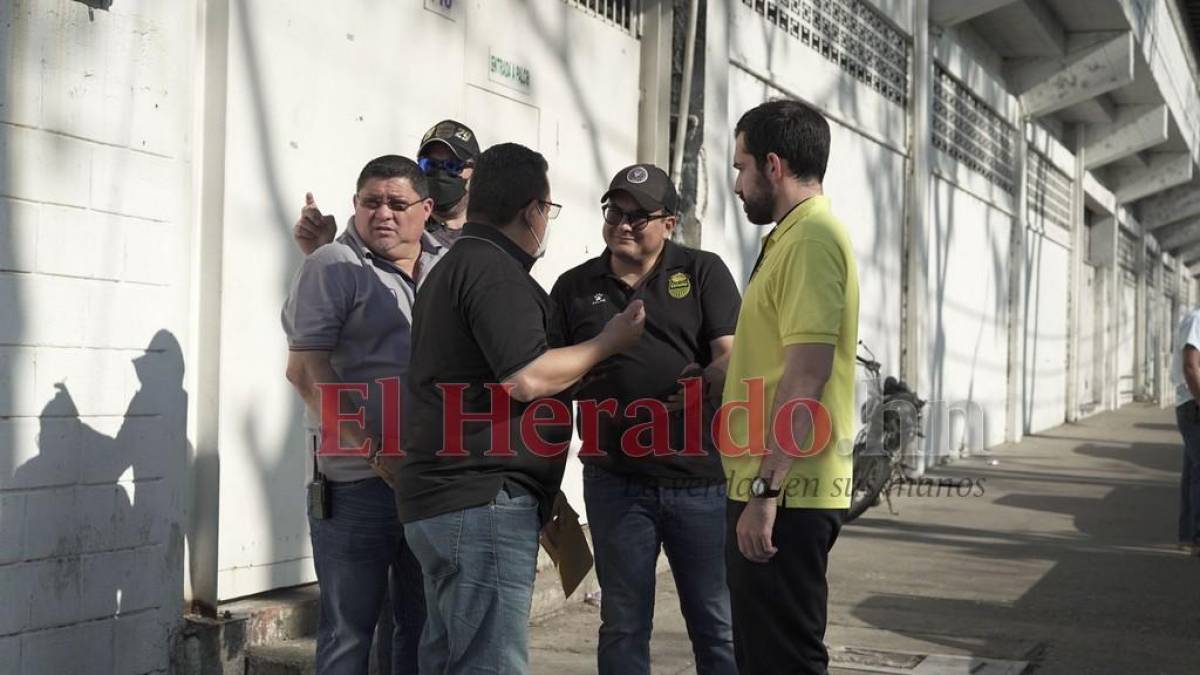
[282,222,446,482]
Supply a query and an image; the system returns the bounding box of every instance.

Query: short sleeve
[281,251,357,350]
[773,238,846,346]
[463,273,550,381]
[697,254,742,342]
[1187,314,1200,351]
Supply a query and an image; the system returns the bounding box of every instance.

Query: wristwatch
[750,476,781,499]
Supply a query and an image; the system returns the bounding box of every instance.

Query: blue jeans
[403,483,541,674]
[1175,403,1200,544]
[309,477,425,675]
[583,465,737,675]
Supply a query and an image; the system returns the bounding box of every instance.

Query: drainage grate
[829,646,1029,674]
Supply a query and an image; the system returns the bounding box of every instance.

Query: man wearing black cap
[549,164,741,675]
[293,119,480,253]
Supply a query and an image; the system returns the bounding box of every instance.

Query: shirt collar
[767,194,830,244]
[461,222,537,272]
[342,219,444,269]
[591,238,686,281]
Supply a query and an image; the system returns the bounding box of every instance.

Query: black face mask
[426,170,467,212]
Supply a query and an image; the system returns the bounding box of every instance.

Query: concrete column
[903,0,931,473]
[1066,125,1085,422]
[1006,120,1028,442]
[185,0,230,618]
[638,0,674,168]
[1135,233,1147,399]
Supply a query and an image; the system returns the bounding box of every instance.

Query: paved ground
[529,403,1200,674]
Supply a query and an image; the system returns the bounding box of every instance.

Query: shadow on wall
[0,330,192,668]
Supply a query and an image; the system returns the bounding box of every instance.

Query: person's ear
[766,152,784,182]
[421,197,434,218]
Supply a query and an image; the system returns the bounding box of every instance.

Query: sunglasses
[417,156,468,177]
[602,203,671,232]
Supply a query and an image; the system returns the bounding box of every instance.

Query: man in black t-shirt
[397,143,645,674]
[550,164,741,675]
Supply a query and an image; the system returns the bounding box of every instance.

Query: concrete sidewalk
[529,403,1200,674]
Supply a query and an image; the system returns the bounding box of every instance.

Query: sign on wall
[488,48,532,95]
[424,0,459,21]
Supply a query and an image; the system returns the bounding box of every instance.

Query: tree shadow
[844,425,1200,673]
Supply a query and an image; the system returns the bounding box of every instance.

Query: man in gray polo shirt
[282,155,445,674]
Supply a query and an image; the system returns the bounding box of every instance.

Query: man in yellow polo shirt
[720,99,859,675]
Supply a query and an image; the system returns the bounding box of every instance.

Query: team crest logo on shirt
[668,272,691,299]
[591,292,607,305]
[626,166,649,184]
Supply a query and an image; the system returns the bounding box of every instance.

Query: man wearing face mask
[292,119,479,254]
[398,143,646,673]
[549,164,741,675]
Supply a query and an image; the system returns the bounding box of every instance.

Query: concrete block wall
[0,1,195,672]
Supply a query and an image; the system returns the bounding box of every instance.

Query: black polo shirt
[397,222,570,524]
[550,239,741,486]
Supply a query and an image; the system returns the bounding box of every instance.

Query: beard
[740,175,776,225]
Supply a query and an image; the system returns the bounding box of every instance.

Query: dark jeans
[1175,403,1200,544]
[584,465,736,675]
[403,483,542,674]
[725,501,843,675]
[308,477,425,675]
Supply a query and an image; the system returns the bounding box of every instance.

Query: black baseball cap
[418,120,481,161]
[601,163,679,214]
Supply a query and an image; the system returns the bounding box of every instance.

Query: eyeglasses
[539,200,563,220]
[357,195,425,212]
[417,156,468,177]
[602,203,670,232]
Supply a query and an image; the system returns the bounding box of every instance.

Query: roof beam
[1154,217,1200,252]
[1084,105,1170,169]
[1008,32,1135,117]
[1138,178,1200,230]
[930,0,1021,27]
[1111,153,1195,204]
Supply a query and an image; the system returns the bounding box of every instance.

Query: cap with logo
[418,120,481,161]
[601,163,679,214]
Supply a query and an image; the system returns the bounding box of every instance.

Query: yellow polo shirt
[720,195,859,508]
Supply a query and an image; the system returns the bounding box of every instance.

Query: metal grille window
[1118,232,1138,273]
[1026,150,1072,230]
[933,65,1016,194]
[564,0,640,34]
[1146,255,1159,288]
[740,0,909,105]
[1166,260,1179,298]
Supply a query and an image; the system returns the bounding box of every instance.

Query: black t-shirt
[397,223,570,524]
[550,239,741,486]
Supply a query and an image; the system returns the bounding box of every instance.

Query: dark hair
[355,155,430,198]
[467,143,549,226]
[734,99,830,183]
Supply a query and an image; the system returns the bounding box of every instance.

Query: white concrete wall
[709,0,908,389]
[925,176,1013,454]
[0,0,196,672]
[1023,231,1070,433]
[214,0,641,598]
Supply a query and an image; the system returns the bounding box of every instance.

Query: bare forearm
[507,337,614,402]
[288,356,369,449]
[1186,364,1200,401]
[759,375,827,488]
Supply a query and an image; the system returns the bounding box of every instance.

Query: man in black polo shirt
[550,164,741,675]
[397,143,646,673]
